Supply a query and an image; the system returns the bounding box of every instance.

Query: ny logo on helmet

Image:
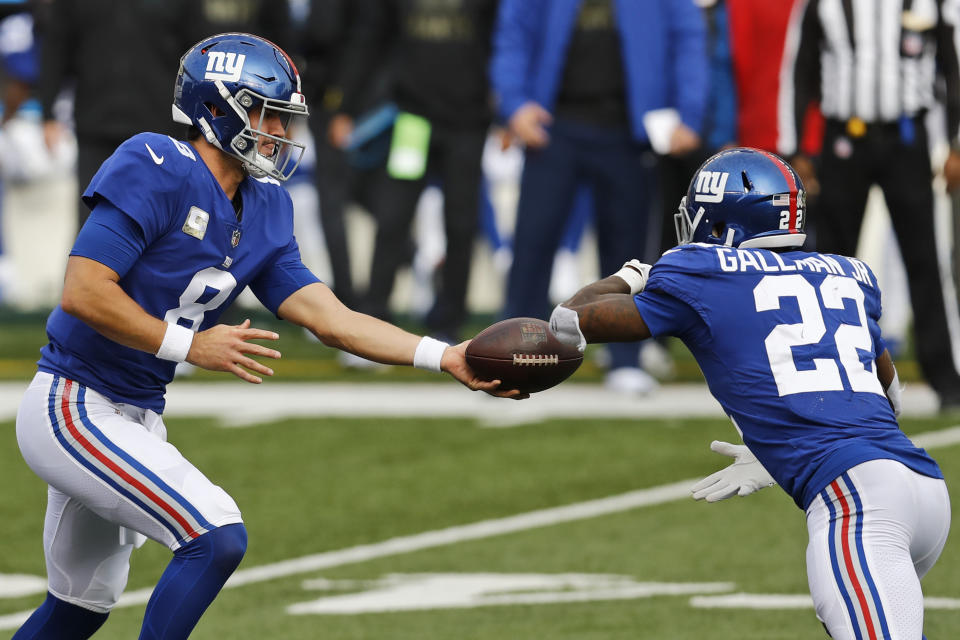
[693,171,729,203]
[205,52,246,82]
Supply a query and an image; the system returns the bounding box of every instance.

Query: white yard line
[0,381,946,425]
[222,481,695,589]
[1,414,958,629]
[171,382,729,427]
[196,423,960,594]
[0,480,695,629]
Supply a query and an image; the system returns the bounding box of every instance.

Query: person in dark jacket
[36,0,211,228]
[490,0,707,394]
[331,0,500,343]
[298,0,379,310]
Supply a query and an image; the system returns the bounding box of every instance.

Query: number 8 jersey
[38,133,320,413]
[635,243,942,509]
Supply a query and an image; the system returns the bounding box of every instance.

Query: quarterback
[13,33,520,640]
[551,148,950,639]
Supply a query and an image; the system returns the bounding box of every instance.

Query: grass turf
[1,414,957,639]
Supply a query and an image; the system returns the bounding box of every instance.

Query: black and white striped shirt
[778,0,960,153]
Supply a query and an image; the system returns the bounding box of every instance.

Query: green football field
[1,412,958,639]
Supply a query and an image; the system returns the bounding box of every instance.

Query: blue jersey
[38,133,320,413]
[635,243,941,509]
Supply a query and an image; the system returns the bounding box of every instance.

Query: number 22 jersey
[635,243,942,509]
[38,133,319,413]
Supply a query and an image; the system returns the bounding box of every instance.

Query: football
[465,317,583,393]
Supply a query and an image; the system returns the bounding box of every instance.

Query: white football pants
[16,372,243,612]
[806,458,950,639]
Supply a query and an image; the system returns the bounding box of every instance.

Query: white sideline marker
[1,425,958,629]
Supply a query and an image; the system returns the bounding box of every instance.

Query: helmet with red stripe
[674,147,806,249]
[172,33,308,182]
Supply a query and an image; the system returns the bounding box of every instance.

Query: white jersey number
[164,267,237,331]
[753,274,883,397]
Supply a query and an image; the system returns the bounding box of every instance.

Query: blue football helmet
[172,33,308,181]
[674,147,807,249]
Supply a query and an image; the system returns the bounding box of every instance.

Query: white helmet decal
[204,52,246,82]
[693,171,729,203]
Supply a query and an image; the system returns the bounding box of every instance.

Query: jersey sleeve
[70,200,147,278]
[81,133,191,245]
[248,237,321,315]
[636,245,715,339]
[633,289,702,338]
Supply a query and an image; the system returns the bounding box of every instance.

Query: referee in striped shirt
[780,0,960,411]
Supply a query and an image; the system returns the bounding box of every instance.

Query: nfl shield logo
[520,322,547,345]
[231,229,242,248]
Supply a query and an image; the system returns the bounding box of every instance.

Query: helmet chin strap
[724,227,736,246]
[216,80,247,122]
[196,116,221,148]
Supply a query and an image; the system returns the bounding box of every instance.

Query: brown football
[465,317,583,393]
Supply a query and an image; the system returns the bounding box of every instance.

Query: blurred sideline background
[0,0,954,387]
[0,105,940,321]
[0,116,940,372]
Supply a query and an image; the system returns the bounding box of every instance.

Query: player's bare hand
[187,319,281,384]
[441,341,529,399]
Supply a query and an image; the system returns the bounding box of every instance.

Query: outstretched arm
[277,283,526,398]
[551,261,653,348]
[567,285,654,344]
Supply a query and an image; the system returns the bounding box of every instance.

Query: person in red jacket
[727,0,822,157]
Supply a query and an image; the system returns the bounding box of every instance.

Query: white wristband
[612,259,650,295]
[156,323,195,363]
[413,336,449,372]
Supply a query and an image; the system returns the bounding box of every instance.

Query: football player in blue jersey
[13,33,522,640]
[550,148,950,639]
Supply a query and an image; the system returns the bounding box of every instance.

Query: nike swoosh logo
[144,142,164,165]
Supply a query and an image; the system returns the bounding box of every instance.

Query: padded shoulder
[81,133,201,242]
[651,243,718,277]
[82,133,199,203]
[641,244,716,315]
